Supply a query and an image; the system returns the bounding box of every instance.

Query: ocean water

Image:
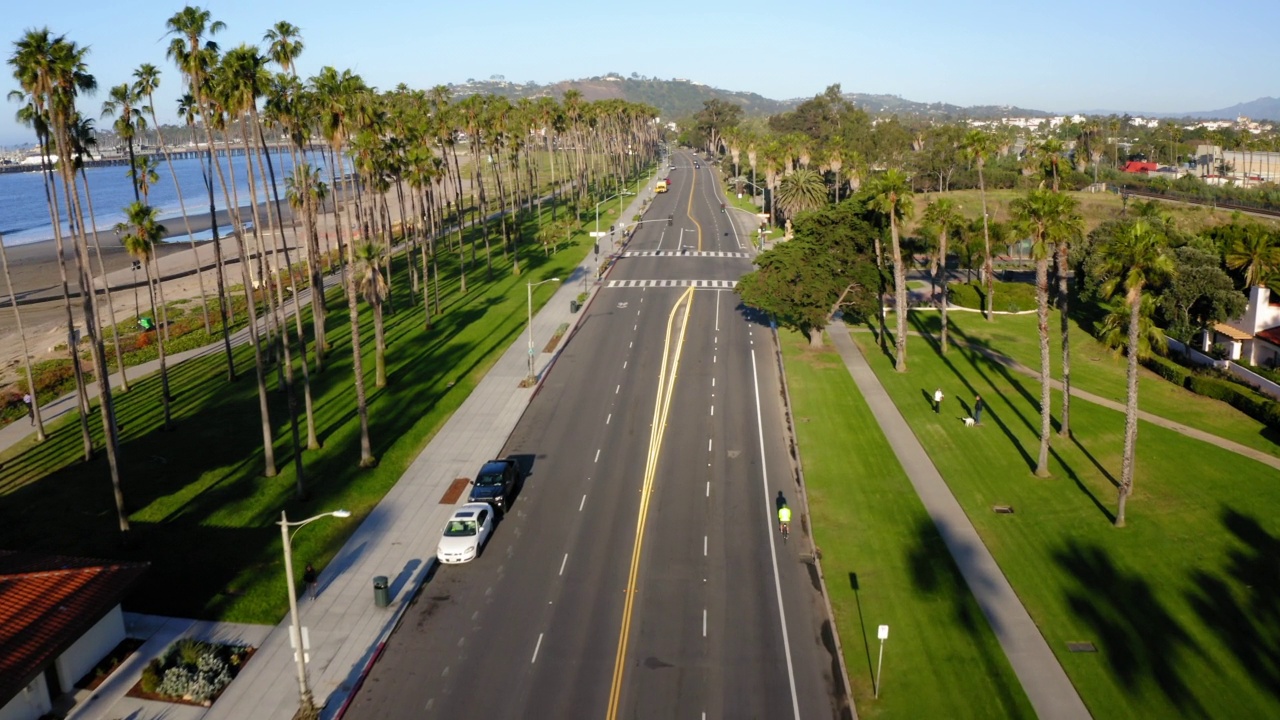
[0,148,345,247]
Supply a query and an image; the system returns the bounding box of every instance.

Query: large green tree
[737,200,879,346]
[1158,245,1246,354]
[692,98,741,155]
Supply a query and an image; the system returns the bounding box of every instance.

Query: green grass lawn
[844,322,1280,718]
[0,195,616,624]
[782,331,1034,718]
[907,309,1280,458]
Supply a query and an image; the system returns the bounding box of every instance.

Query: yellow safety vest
[778,507,791,523]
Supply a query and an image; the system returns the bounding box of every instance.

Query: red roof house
[1121,161,1159,174]
[0,552,147,720]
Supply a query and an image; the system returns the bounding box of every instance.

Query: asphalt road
[344,150,844,719]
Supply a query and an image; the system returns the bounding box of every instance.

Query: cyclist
[778,504,791,536]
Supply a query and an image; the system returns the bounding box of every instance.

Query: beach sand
[0,198,345,383]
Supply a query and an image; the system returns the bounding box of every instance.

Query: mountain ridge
[446,75,1278,122]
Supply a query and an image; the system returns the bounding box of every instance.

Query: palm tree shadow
[1055,539,1208,715]
[906,312,1036,471]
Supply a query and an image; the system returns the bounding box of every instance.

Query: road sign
[589,231,608,238]
[755,213,771,219]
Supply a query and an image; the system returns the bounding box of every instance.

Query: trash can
[570,299,580,313]
[372,576,389,608]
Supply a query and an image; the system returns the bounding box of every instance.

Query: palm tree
[962,129,996,321]
[774,168,828,221]
[1095,221,1173,527]
[1225,228,1280,288]
[921,198,964,353]
[100,83,145,203]
[134,61,211,334]
[115,202,174,430]
[868,169,915,372]
[355,242,389,388]
[166,5,237,381]
[1037,137,1065,192]
[1011,189,1081,477]
[11,29,129,532]
[1053,199,1083,440]
[264,21,304,77]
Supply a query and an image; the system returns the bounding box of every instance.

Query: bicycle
[779,521,789,543]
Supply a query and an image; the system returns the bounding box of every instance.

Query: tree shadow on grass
[1185,507,1280,703]
[905,517,1031,718]
[1054,539,1207,715]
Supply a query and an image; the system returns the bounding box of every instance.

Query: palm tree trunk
[79,166,130,392]
[58,130,127,532]
[0,234,45,440]
[891,216,907,372]
[373,298,386,388]
[346,261,376,467]
[143,260,173,430]
[979,164,994,321]
[151,107,212,334]
[1057,241,1072,438]
[1035,255,1052,477]
[940,230,949,354]
[203,141,237,381]
[1114,288,1143,527]
[41,147,94,458]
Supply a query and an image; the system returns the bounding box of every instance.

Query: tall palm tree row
[9,29,129,532]
[9,8,664,487]
[868,169,915,372]
[1010,189,1082,478]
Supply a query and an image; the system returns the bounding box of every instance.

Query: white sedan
[436,503,494,564]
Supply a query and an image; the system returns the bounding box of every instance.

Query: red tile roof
[1122,161,1160,173]
[1256,327,1280,346]
[0,551,147,707]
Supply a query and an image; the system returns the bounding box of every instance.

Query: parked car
[467,458,523,512]
[436,503,494,564]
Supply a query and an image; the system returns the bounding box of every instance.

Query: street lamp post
[526,278,561,383]
[280,509,351,716]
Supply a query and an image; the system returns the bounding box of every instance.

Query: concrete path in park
[826,322,1092,720]
[40,179,665,720]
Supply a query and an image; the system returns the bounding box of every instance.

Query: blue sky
[3,0,1278,147]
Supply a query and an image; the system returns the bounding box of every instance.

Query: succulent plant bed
[125,638,254,707]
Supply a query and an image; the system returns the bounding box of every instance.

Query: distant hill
[448,75,790,119]
[1182,97,1280,121]
[450,76,1273,124]
[447,76,1050,120]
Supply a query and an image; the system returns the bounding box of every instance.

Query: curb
[770,319,857,720]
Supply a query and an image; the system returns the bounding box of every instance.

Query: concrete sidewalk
[43,179,664,720]
[826,323,1091,720]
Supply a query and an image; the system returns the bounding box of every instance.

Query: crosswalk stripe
[620,251,750,259]
[605,279,739,289]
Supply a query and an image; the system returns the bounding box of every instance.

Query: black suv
[467,459,522,512]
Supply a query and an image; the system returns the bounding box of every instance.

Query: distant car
[467,458,523,512]
[694,162,700,169]
[437,504,494,564]
[670,165,676,170]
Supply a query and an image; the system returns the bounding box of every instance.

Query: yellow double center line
[605,287,695,720]
[687,163,703,251]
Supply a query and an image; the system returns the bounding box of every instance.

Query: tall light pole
[280,509,351,716]
[526,278,561,383]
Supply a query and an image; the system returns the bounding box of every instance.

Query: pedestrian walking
[303,563,317,600]
[22,394,34,425]
[933,388,944,414]
[974,394,984,425]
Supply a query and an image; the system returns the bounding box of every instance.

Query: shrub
[1142,354,1191,386]
[140,659,164,694]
